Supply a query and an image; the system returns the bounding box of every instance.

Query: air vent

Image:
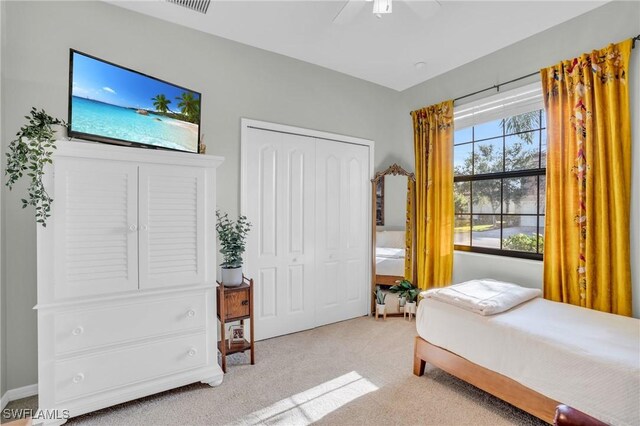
[166,0,211,14]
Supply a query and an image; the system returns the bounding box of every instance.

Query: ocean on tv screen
[71,96,199,152]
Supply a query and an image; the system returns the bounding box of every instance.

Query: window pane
[471,215,500,248]
[505,131,540,171]
[454,127,473,144]
[474,138,503,173]
[539,175,546,215]
[541,111,547,129]
[472,179,501,214]
[501,216,539,253]
[473,119,503,140]
[503,111,541,135]
[503,176,538,214]
[541,129,547,168]
[454,181,471,213]
[454,144,473,176]
[538,216,545,254]
[454,215,471,246]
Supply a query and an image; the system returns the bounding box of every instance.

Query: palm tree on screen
[152,94,171,113]
[176,92,199,122]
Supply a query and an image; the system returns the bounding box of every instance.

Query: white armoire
[35,142,224,424]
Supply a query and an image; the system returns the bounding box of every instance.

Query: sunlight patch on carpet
[234,371,378,425]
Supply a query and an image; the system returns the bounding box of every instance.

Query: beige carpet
[3,317,544,425]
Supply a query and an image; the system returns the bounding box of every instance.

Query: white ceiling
[107,1,607,91]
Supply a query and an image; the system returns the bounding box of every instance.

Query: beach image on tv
[70,52,200,153]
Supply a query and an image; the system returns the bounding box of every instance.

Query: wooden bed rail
[414,336,559,424]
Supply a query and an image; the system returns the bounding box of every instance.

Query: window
[453,92,546,260]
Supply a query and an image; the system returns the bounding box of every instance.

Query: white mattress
[416,297,640,426]
[376,247,404,259]
[375,256,404,276]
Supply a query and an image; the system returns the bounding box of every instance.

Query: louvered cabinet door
[138,165,206,289]
[53,158,139,299]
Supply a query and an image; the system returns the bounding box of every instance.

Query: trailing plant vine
[5,108,66,227]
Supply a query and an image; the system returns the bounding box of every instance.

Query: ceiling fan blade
[403,0,441,20]
[333,1,367,25]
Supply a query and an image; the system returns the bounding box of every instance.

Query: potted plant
[215,210,252,287]
[374,286,387,317]
[389,279,419,312]
[404,287,419,316]
[5,108,66,227]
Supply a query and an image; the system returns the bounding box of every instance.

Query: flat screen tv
[68,49,201,153]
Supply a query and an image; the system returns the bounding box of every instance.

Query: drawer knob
[187,309,196,318]
[129,224,137,232]
[72,373,85,384]
[188,348,198,357]
[71,326,84,336]
[241,300,249,306]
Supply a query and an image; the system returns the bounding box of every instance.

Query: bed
[414,289,640,426]
[375,230,406,285]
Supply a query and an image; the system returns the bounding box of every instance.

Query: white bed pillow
[423,279,542,316]
[375,247,405,259]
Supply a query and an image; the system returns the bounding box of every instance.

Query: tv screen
[68,50,201,153]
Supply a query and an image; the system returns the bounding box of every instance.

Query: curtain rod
[407,71,538,116]
[410,34,640,116]
[452,71,539,103]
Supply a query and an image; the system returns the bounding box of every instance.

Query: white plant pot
[399,296,406,307]
[376,304,386,315]
[221,266,243,287]
[405,302,416,314]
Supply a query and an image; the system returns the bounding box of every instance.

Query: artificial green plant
[5,108,66,227]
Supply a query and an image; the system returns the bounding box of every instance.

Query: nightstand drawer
[218,287,250,320]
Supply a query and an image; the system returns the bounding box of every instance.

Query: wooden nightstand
[216,276,255,373]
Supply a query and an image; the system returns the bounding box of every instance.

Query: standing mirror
[371,164,416,315]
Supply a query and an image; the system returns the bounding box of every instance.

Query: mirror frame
[371,163,417,313]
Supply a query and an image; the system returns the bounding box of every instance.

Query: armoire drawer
[54,333,207,403]
[54,294,206,354]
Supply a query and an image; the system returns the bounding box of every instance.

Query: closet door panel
[245,128,316,340]
[138,165,205,289]
[316,140,369,326]
[53,158,139,299]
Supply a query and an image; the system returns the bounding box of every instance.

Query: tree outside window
[453,110,546,259]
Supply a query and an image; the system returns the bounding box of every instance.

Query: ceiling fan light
[372,0,392,15]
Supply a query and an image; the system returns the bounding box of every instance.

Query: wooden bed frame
[413,336,560,424]
[376,274,404,286]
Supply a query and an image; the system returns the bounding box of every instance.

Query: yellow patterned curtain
[541,39,633,316]
[411,100,454,289]
[405,178,416,281]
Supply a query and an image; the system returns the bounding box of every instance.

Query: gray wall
[398,0,640,317]
[0,0,401,390]
[0,0,6,398]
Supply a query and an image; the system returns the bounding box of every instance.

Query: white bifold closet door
[315,140,369,327]
[244,125,370,341]
[245,128,317,340]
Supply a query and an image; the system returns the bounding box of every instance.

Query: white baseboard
[0,392,8,411]
[0,383,38,410]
